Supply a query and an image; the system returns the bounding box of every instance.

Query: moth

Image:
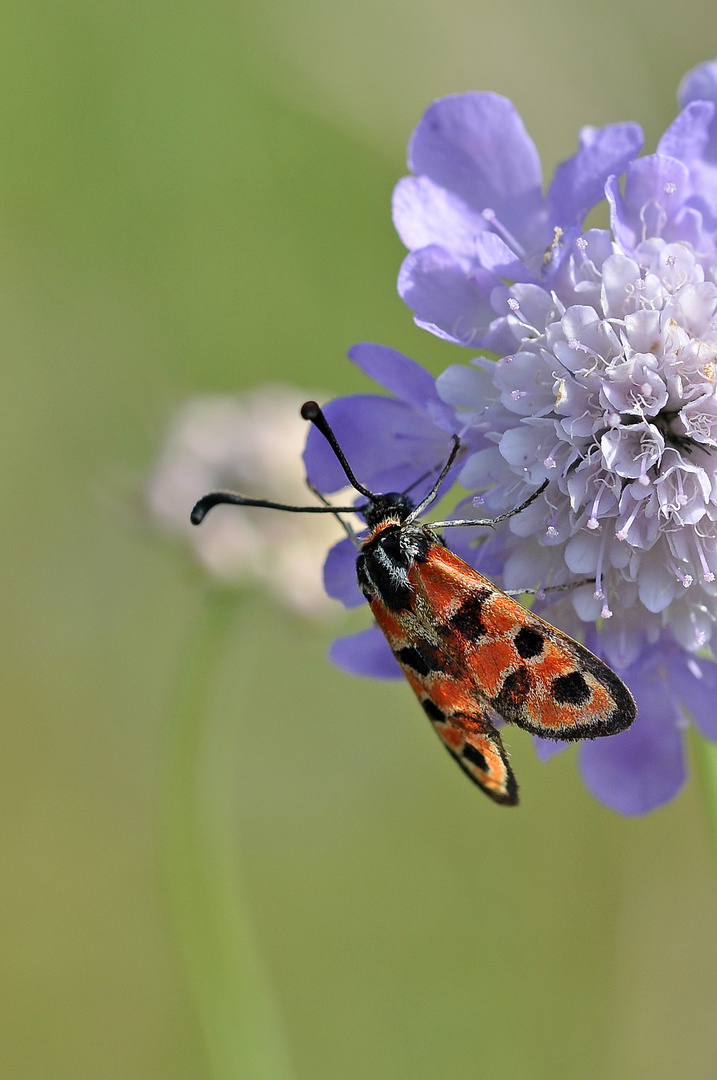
[191,401,636,805]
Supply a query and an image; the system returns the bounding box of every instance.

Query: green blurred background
[3,2,717,1078]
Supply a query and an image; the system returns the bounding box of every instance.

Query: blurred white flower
[146,386,346,616]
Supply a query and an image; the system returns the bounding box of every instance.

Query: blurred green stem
[695,733,717,857]
[163,587,295,1080]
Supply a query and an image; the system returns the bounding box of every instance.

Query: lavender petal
[407,92,544,246]
[671,653,717,739]
[304,393,455,495]
[397,245,498,347]
[548,122,643,227]
[329,625,403,679]
[347,343,455,429]
[579,675,686,814]
[323,537,363,608]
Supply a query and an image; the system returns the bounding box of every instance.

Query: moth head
[362,492,414,529]
[190,400,460,535]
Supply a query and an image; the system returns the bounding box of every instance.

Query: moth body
[190,400,637,806]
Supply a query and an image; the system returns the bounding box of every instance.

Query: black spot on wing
[492,666,532,722]
[448,588,491,637]
[552,670,591,706]
[569,644,637,735]
[514,626,544,659]
[462,742,488,772]
[451,736,519,806]
[395,642,443,676]
[421,699,445,723]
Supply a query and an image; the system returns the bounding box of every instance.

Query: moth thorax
[363,521,431,565]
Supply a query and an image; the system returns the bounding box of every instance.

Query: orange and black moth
[191,401,636,806]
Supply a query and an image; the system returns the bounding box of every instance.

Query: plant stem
[163,587,295,1080]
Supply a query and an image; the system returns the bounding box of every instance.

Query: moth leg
[504,577,594,598]
[305,478,360,545]
[429,479,549,529]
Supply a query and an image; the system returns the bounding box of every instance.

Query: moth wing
[422,700,518,805]
[488,605,637,740]
[409,545,636,741]
[366,565,518,804]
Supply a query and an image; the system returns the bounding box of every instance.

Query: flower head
[309,59,717,812]
[147,387,342,616]
[440,235,717,657]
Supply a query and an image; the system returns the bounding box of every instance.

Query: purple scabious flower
[308,60,717,814]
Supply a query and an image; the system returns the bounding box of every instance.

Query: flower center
[647,410,701,455]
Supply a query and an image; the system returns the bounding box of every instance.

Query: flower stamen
[615,500,641,542]
[694,533,715,583]
[481,208,528,260]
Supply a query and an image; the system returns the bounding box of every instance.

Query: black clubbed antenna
[190,491,361,526]
[301,401,374,499]
[190,399,372,527]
